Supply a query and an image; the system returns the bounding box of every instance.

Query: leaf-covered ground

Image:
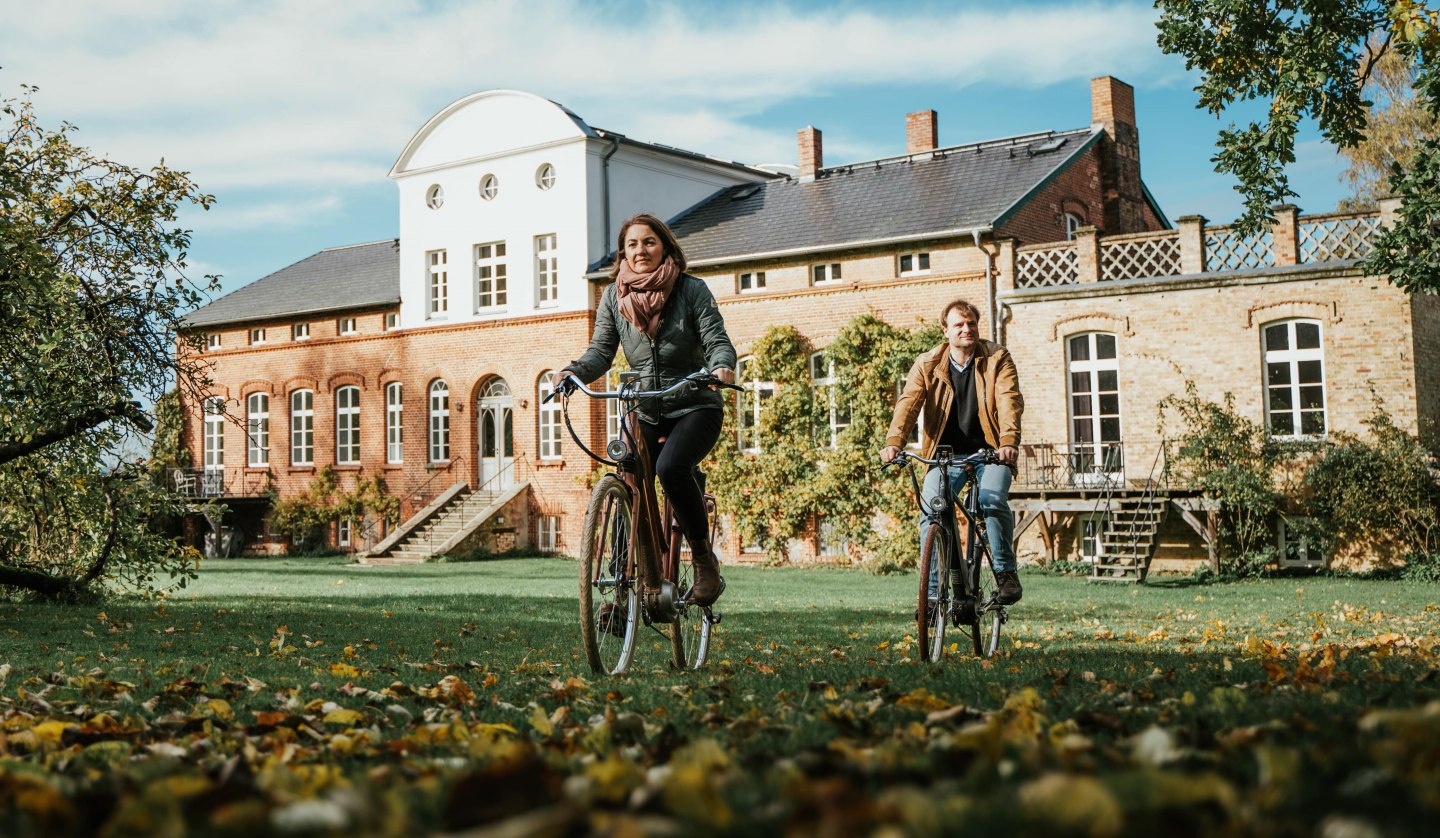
[0,558,1437,836]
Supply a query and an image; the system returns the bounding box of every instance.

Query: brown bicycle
[550,369,740,674]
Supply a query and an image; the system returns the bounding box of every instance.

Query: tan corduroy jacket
[884,339,1024,458]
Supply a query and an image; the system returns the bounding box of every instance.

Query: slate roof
[667,127,1103,266]
[184,239,400,328]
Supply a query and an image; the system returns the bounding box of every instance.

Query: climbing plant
[270,468,399,550]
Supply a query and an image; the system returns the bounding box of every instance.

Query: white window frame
[604,368,624,443]
[292,323,310,341]
[427,249,448,318]
[386,382,403,464]
[429,380,450,463]
[337,517,352,547]
[809,351,850,448]
[290,389,315,466]
[1077,512,1107,561]
[737,356,775,453]
[246,392,270,467]
[535,234,558,306]
[898,251,931,276]
[474,241,508,312]
[737,271,766,294]
[535,163,556,191]
[384,312,398,331]
[338,317,357,336]
[1262,319,1327,439]
[203,397,226,473]
[335,385,361,465]
[811,262,842,285]
[538,372,562,459]
[1066,332,1123,483]
[206,333,221,351]
[1278,517,1325,568]
[1065,212,1084,240]
[538,514,560,551]
[249,327,266,345]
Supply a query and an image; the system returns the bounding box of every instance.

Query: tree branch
[0,400,152,467]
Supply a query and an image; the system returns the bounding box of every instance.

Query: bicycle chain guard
[643,579,681,624]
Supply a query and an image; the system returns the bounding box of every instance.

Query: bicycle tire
[967,528,1003,658]
[579,475,638,675]
[917,524,951,663]
[670,493,718,670]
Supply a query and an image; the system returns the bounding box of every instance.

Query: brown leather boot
[688,542,725,607]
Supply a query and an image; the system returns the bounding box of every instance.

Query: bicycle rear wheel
[917,525,952,663]
[670,551,713,670]
[968,533,1003,658]
[579,475,638,675]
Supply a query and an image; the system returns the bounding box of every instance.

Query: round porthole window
[479,174,499,201]
[425,184,445,209]
[535,163,556,191]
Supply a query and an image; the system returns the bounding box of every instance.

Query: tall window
[604,368,624,442]
[1067,332,1122,479]
[386,382,403,464]
[335,386,360,465]
[737,357,775,452]
[475,241,508,310]
[535,234,558,305]
[1065,212,1083,240]
[538,514,560,550]
[538,372,562,459]
[203,397,225,472]
[429,381,450,462]
[1263,320,1327,437]
[290,389,314,466]
[810,351,850,448]
[428,249,448,317]
[246,393,270,467]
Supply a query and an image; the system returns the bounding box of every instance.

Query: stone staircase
[361,480,529,563]
[1091,496,1167,582]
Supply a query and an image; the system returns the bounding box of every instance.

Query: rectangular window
[817,516,849,558]
[539,373,562,459]
[810,352,850,448]
[335,386,360,465]
[203,398,225,480]
[429,382,450,463]
[535,234,557,305]
[338,317,357,336]
[428,249,449,317]
[1077,513,1107,561]
[475,241,508,311]
[737,358,775,452]
[1263,320,1327,438]
[605,368,624,443]
[1278,517,1324,568]
[246,393,270,467]
[538,514,560,551]
[337,518,351,548]
[384,312,399,331]
[249,328,266,345]
[738,271,767,293]
[292,323,310,341]
[290,390,315,466]
[811,263,842,285]
[386,382,403,464]
[898,252,931,276]
[206,333,222,351]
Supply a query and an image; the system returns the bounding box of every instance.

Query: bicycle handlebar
[884,449,1000,470]
[544,369,743,403]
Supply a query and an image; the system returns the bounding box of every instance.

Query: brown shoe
[688,543,725,607]
[995,572,1022,605]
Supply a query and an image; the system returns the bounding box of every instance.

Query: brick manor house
[179,77,1438,575]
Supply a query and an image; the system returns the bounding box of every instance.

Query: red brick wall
[995,145,1107,244]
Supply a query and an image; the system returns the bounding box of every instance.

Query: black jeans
[638,408,723,548]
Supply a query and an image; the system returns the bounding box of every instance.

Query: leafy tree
[0,87,215,597]
[1156,0,1440,293]
[1340,39,1440,205]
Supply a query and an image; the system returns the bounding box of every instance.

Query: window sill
[288,466,317,474]
[536,459,566,469]
[333,464,362,471]
[244,465,271,472]
[476,308,508,316]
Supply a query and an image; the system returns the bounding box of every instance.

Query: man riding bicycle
[882,299,1025,607]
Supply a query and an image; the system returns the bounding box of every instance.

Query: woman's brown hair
[609,213,687,279]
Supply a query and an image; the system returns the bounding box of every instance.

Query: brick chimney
[1090,76,1146,234]
[906,110,938,155]
[798,125,822,180]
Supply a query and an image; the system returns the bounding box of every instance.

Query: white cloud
[185,194,344,232]
[1,0,1164,188]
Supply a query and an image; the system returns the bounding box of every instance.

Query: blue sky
[1,0,1352,301]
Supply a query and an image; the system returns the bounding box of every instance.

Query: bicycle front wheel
[969,534,1003,658]
[917,525,952,663]
[579,475,638,675]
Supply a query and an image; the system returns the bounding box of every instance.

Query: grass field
[1,557,1438,835]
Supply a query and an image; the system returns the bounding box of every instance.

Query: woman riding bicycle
[560,213,737,607]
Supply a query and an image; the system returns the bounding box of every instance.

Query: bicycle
[888,447,1007,661]
[550,369,742,675]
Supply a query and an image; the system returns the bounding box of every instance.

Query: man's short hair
[941,299,981,326]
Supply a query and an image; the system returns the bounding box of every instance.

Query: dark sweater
[939,357,988,456]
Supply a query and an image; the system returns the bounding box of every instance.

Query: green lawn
[1,558,1437,835]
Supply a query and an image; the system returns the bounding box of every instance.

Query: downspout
[972,228,999,344]
[599,134,622,260]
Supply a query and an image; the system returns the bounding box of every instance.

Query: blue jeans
[920,462,1015,597]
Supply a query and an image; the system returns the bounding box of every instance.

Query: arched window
[810,351,850,448]
[386,382,403,464]
[1262,319,1326,437]
[429,380,450,462]
[246,392,269,467]
[290,390,314,466]
[335,386,360,465]
[538,372,562,459]
[737,357,774,453]
[1066,332,1122,482]
[1064,212,1084,240]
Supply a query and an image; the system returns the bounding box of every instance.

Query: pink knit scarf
[615,255,679,338]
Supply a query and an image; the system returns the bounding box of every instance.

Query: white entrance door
[1066,332,1124,488]
[478,378,514,490]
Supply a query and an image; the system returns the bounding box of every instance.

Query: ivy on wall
[270,467,399,548]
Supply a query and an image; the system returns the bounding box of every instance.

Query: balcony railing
[172,467,272,499]
[1013,441,1129,491]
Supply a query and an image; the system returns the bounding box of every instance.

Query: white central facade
[389,90,771,330]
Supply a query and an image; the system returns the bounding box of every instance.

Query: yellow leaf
[200,699,234,721]
[323,707,365,726]
[328,662,361,678]
[33,720,77,745]
[530,705,554,736]
[1018,773,1123,837]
